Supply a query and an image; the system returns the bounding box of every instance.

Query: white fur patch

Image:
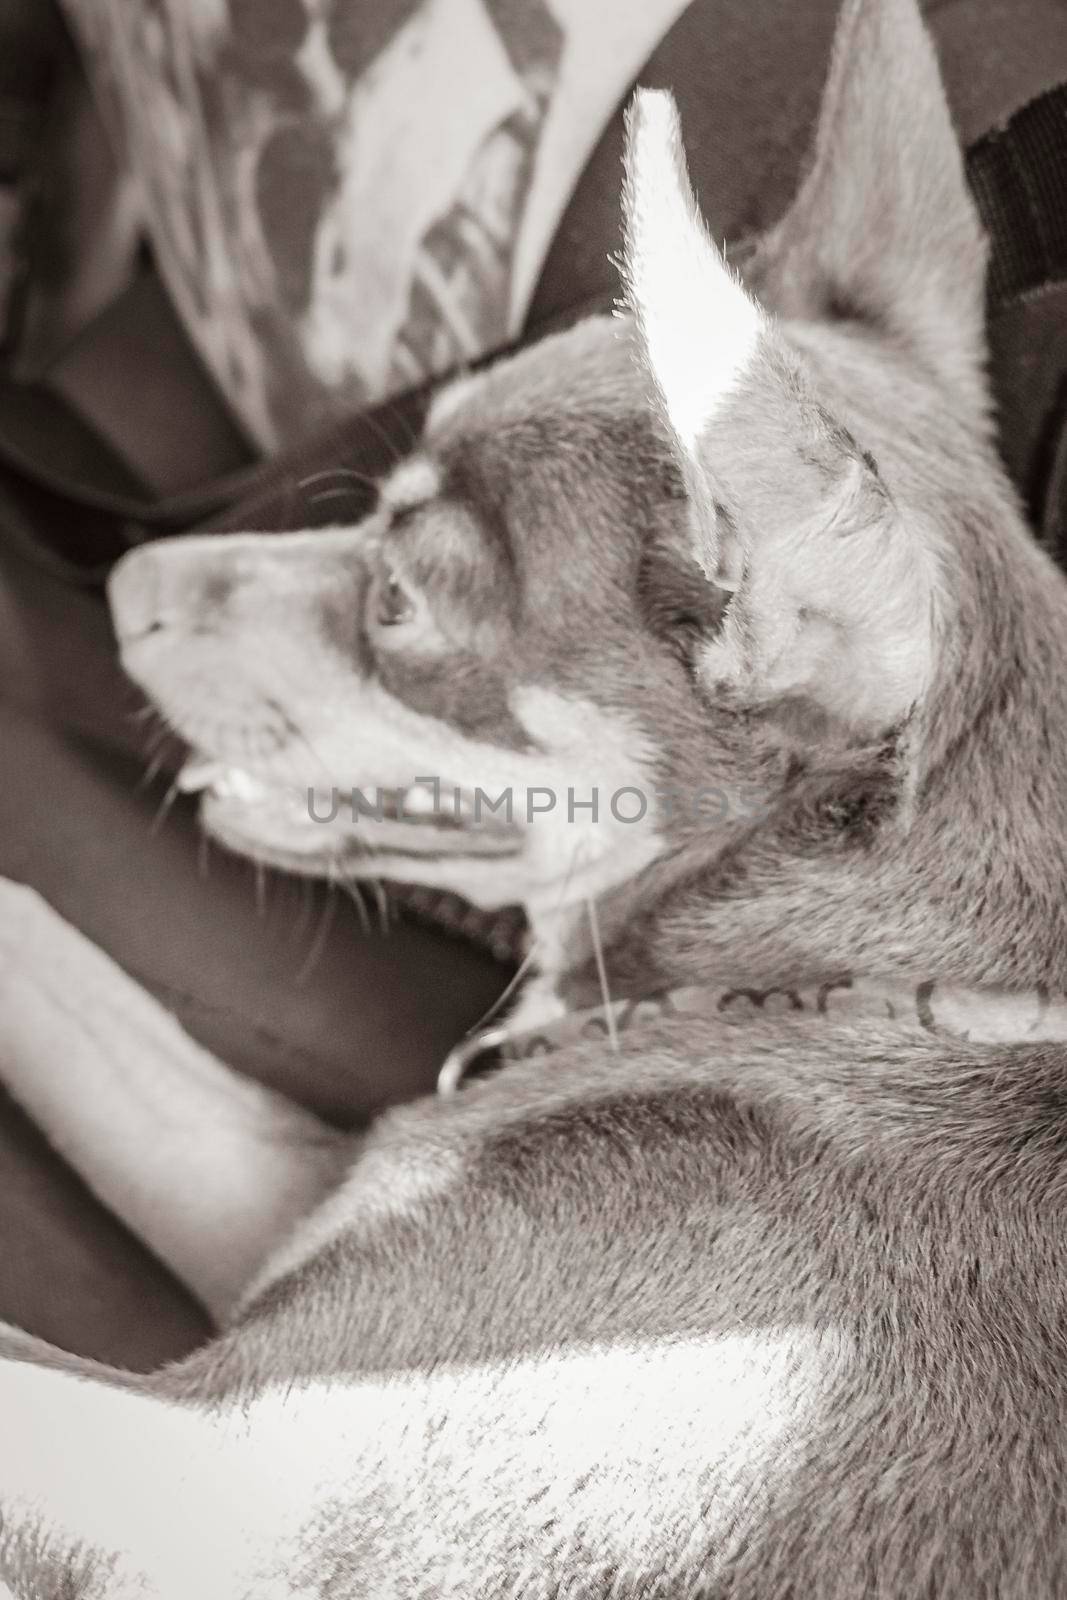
[0,1362,268,1600]
[253,1327,851,1589]
[624,90,763,452]
[381,456,441,511]
[0,1326,849,1596]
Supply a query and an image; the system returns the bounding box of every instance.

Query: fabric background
[57,0,688,448]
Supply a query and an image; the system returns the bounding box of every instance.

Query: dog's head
[108,0,1067,992]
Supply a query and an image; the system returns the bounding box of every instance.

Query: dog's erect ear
[623,90,943,735]
[749,0,989,409]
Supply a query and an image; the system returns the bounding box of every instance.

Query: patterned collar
[437,975,1067,1095]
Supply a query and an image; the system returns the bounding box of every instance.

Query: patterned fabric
[59,0,690,450]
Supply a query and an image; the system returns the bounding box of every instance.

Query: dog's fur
[4,0,1067,1594]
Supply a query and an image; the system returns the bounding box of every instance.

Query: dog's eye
[372,569,416,628]
[365,560,445,654]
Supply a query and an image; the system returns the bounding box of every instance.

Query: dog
[4,0,1067,1593]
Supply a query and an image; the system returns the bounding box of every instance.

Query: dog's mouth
[175,753,523,873]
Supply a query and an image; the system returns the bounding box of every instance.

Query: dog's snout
[107,540,238,647]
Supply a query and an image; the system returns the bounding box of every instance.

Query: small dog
[4,0,1067,1594]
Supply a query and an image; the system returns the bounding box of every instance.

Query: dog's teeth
[402,785,437,817]
[215,767,269,802]
[176,758,225,794]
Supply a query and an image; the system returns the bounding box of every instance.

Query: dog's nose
[107,544,165,645]
[108,539,239,646]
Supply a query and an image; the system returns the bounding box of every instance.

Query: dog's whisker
[336,874,372,936]
[253,859,268,919]
[296,465,380,495]
[306,487,371,510]
[132,718,178,792]
[295,884,338,986]
[585,894,618,1054]
[138,747,173,794]
[128,703,165,729]
[136,705,181,755]
[149,779,183,835]
[371,879,390,936]
[135,760,161,796]
[290,876,313,943]
[357,404,412,468]
[462,941,539,1040]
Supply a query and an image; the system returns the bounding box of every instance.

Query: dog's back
[187,1026,1067,1596]
[6,1016,1064,1597]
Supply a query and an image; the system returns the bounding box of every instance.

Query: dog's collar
[437,976,1067,1095]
